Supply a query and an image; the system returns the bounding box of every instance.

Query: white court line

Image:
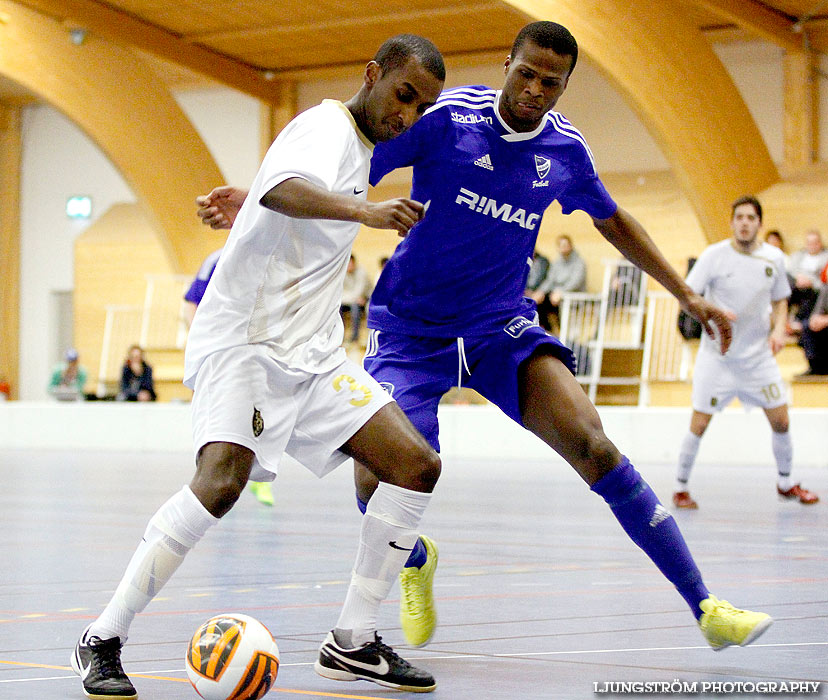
[0,675,75,684]
[490,641,828,658]
[5,642,827,684]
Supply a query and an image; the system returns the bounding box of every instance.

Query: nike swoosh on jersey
[326,647,390,675]
[353,187,365,195]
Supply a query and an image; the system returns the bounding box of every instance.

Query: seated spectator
[764,229,788,264]
[340,254,373,344]
[525,249,552,329]
[800,284,828,376]
[49,348,87,401]
[788,229,828,329]
[536,234,587,331]
[118,345,156,402]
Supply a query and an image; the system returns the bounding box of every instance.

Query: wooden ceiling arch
[503,0,780,240]
[0,0,226,272]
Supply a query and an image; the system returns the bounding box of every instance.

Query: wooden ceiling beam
[185,2,510,43]
[694,0,803,50]
[11,0,286,102]
[272,47,511,82]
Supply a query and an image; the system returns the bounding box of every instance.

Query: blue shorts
[363,316,576,452]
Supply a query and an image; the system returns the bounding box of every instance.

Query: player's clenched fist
[361,198,426,236]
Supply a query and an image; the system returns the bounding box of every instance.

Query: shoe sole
[778,495,819,505]
[710,616,774,652]
[314,660,436,693]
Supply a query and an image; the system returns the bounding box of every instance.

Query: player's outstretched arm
[261,177,425,236]
[592,207,732,354]
[196,186,248,229]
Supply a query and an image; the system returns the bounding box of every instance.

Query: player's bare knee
[399,448,441,493]
[193,445,251,516]
[590,436,621,472]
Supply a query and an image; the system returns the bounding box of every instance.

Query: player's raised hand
[196,186,247,229]
[683,293,734,354]
[363,198,426,237]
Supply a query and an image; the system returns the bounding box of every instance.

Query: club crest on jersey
[534,154,551,179]
[504,316,534,338]
[252,407,264,437]
[765,266,773,277]
[378,382,395,397]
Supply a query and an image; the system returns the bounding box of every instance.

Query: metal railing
[558,261,689,405]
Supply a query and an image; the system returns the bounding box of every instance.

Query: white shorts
[691,350,787,413]
[190,344,394,479]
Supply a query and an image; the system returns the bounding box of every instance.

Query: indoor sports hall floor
[1,449,826,700]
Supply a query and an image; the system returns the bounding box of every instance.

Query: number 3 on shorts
[333,374,373,407]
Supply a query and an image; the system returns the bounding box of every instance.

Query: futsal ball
[186,614,280,700]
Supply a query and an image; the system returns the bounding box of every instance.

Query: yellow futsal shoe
[249,481,274,506]
[698,595,773,651]
[399,535,438,647]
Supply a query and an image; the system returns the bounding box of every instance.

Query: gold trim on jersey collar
[729,239,776,264]
[325,100,374,151]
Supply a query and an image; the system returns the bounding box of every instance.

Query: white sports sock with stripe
[772,430,794,490]
[676,431,702,486]
[335,482,432,647]
[90,486,219,642]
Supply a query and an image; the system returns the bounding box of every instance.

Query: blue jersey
[368,85,617,337]
[184,247,223,305]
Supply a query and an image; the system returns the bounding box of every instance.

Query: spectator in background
[764,229,788,262]
[184,245,274,507]
[374,256,390,293]
[49,348,87,401]
[340,254,373,344]
[800,283,828,376]
[536,234,586,331]
[787,229,828,331]
[118,345,156,402]
[525,249,552,330]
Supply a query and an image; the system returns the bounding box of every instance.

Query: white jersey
[184,100,373,387]
[687,240,790,365]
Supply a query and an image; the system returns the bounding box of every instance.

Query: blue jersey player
[197,21,772,655]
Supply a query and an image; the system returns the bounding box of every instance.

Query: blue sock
[591,457,709,619]
[356,492,427,568]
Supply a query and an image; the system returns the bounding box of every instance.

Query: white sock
[335,482,432,647]
[676,431,702,486]
[90,486,219,642]
[772,431,794,490]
